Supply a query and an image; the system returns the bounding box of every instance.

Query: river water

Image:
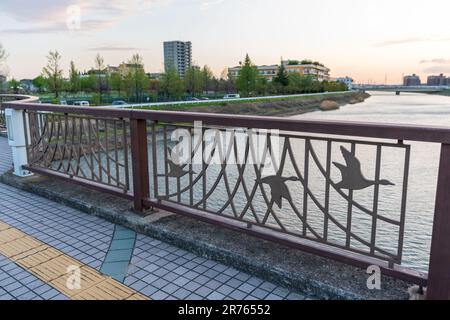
[289,92,450,272]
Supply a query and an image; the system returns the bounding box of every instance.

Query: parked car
[60,100,68,105]
[200,97,210,100]
[112,100,128,106]
[73,101,90,106]
[223,94,240,99]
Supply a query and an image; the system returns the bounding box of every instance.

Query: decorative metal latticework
[0,96,14,128]
[151,123,411,266]
[24,111,131,192]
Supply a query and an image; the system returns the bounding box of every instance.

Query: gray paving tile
[229,290,247,300]
[196,286,214,298]
[217,284,234,296]
[252,288,270,299]
[173,288,191,299]
[207,292,226,300]
[162,283,180,295]
[238,282,256,294]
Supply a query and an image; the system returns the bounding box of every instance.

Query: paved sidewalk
[0,137,308,300]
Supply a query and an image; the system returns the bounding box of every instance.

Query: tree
[273,60,289,87]
[110,72,124,97]
[235,54,258,97]
[218,68,236,93]
[69,61,80,93]
[124,54,149,102]
[201,65,214,93]
[94,54,108,103]
[32,76,47,92]
[42,50,63,98]
[255,77,268,95]
[9,78,20,94]
[160,67,184,100]
[80,75,95,92]
[0,44,6,63]
[184,66,203,95]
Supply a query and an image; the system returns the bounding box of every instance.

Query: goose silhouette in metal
[162,147,196,178]
[258,174,299,208]
[333,146,395,190]
[166,159,196,178]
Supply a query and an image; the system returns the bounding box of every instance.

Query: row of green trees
[1,45,347,103]
[235,54,347,97]
[28,50,238,103]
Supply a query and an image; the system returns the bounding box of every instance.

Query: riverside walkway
[0,137,306,300]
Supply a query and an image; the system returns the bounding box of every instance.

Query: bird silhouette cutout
[166,147,196,178]
[333,146,395,190]
[258,174,299,208]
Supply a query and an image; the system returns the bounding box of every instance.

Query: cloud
[88,45,143,51]
[423,66,450,74]
[0,0,168,34]
[374,37,450,47]
[420,58,450,65]
[0,19,115,35]
[200,0,226,10]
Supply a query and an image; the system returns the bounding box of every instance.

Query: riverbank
[142,92,370,117]
[432,90,450,97]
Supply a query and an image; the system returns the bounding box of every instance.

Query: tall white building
[336,77,354,89]
[163,41,192,77]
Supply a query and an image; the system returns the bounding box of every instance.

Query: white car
[223,94,240,99]
[73,101,90,106]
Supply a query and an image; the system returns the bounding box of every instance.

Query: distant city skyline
[0,0,449,84]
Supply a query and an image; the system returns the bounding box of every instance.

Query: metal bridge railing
[3,97,450,299]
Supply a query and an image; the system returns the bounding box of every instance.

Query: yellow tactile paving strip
[0,221,149,300]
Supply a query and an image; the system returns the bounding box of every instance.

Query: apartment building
[229,59,331,82]
[403,74,421,86]
[164,41,192,77]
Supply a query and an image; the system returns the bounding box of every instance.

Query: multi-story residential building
[163,41,192,77]
[228,65,278,81]
[427,74,448,86]
[403,74,421,86]
[147,73,164,80]
[336,77,354,90]
[281,60,330,82]
[228,59,331,82]
[19,79,38,93]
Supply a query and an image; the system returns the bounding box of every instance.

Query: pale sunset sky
[0,0,449,84]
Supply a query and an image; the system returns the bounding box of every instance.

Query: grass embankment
[133,91,370,117]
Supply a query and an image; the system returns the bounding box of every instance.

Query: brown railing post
[427,143,450,300]
[130,118,150,212]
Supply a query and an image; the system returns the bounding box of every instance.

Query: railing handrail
[0,94,40,104]
[4,100,450,144]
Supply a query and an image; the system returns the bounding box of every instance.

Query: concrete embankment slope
[169,92,370,117]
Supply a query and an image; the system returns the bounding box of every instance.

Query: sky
[0,0,450,84]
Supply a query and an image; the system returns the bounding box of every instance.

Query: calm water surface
[291,92,450,272]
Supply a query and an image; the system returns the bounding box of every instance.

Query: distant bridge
[354,85,449,95]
